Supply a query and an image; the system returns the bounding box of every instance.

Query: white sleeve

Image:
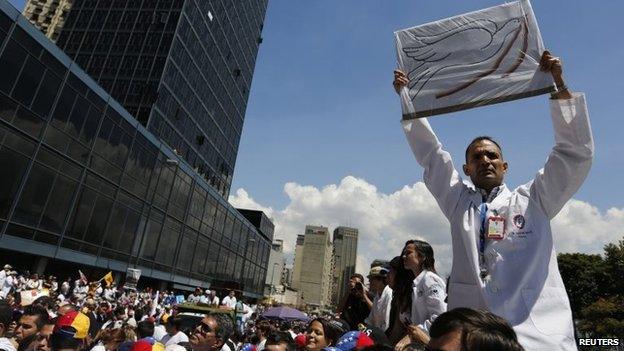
[528,93,594,219]
[416,275,447,334]
[401,117,465,219]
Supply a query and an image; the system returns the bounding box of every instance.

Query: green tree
[558,252,608,317]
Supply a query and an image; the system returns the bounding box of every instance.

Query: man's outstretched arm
[395,71,464,219]
[529,51,594,219]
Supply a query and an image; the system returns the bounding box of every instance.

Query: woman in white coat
[402,240,447,337]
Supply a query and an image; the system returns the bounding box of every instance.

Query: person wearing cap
[207,292,219,307]
[199,291,211,305]
[50,310,90,351]
[363,266,392,332]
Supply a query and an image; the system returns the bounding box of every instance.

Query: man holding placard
[393,48,592,350]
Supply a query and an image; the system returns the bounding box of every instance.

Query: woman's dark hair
[403,239,437,274]
[307,318,344,346]
[386,256,414,343]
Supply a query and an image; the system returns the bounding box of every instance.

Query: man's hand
[540,50,572,99]
[393,69,409,95]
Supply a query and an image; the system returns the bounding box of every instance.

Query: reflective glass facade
[0,2,271,296]
[53,0,268,198]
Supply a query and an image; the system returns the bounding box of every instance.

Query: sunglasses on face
[196,322,215,335]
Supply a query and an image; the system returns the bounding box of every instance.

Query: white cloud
[229,176,624,279]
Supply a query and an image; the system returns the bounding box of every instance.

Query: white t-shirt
[153,325,167,341]
[364,285,393,331]
[161,331,189,346]
[221,296,236,308]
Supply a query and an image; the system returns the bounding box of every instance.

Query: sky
[8,0,624,277]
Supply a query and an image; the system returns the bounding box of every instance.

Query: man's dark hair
[429,308,524,351]
[0,301,12,334]
[465,136,503,162]
[256,320,272,336]
[207,313,234,342]
[22,304,49,329]
[266,331,295,351]
[137,320,154,339]
[50,332,81,351]
[167,316,183,330]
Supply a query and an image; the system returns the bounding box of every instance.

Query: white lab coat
[409,270,447,333]
[401,93,593,351]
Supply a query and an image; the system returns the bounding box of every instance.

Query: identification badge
[487,216,505,240]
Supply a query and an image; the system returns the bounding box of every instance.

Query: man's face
[35,324,54,351]
[427,330,462,351]
[463,140,507,192]
[15,315,40,341]
[190,316,221,351]
[368,276,384,292]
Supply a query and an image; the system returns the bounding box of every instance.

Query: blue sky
[233,0,623,212]
[8,0,624,270]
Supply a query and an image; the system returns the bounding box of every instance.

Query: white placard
[395,0,555,118]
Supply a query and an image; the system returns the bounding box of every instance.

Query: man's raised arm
[394,70,464,219]
[529,51,594,219]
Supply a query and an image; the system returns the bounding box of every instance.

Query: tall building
[265,239,284,294]
[0,0,272,296]
[299,225,333,308]
[332,226,358,304]
[291,234,304,290]
[22,0,72,42]
[23,0,267,199]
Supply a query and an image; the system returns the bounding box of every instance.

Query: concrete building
[22,0,72,42]
[332,226,359,305]
[291,234,304,290]
[0,0,271,296]
[299,225,333,308]
[265,239,285,295]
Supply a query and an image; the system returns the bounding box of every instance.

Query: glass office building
[50,0,267,198]
[0,1,271,296]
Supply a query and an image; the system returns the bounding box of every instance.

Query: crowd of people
[0,48,589,351]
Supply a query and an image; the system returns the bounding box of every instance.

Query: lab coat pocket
[521,287,574,337]
[448,282,481,309]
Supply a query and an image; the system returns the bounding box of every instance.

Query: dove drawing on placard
[402,15,529,100]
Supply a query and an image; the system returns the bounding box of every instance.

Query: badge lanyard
[478,202,489,279]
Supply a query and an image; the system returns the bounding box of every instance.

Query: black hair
[256,320,272,336]
[266,331,295,351]
[307,318,344,347]
[429,308,524,351]
[136,321,154,339]
[207,313,234,342]
[279,321,291,332]
[386,256,414,343]
[50,332,81,351]
[465,136,503,163]
[0,300,12,333]
[32,296,56,311]
[22,304,49,329]
[167,316,183,330]
[403,240,437,274]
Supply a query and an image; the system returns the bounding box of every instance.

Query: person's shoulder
[421,271,445,287]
